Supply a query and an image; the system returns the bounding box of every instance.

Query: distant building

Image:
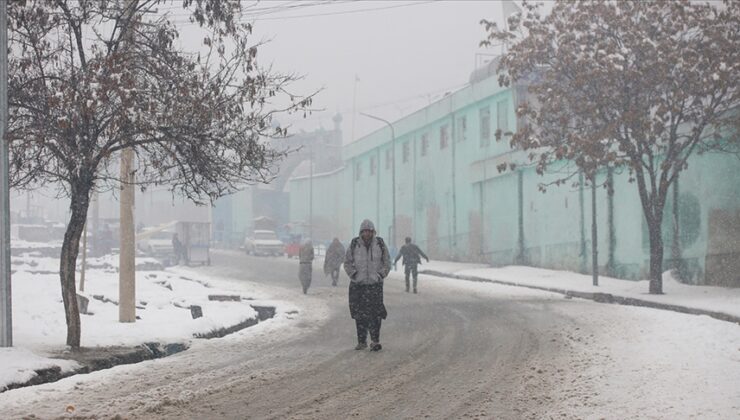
[212,114,344,248]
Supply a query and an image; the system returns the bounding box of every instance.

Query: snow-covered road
[1,250,737,419]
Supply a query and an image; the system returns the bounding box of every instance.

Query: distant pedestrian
[172,233,183,265]
[394,237,429,294]
[298,239,315,294]
[344,219,391,352]
[324,238,346,286]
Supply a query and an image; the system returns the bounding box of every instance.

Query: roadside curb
[1,305,276,393]
[420,270,740,325]
[2,342,189,393]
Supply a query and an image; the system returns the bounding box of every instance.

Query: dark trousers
[404,264,419,291]
[331,268,340,286]
[356,318,381,344]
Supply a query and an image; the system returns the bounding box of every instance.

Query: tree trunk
[632,164,668,295]
[647,212,664,294]
[59,184,91,349]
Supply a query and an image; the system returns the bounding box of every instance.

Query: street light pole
[0,0,12,347]
[309,143,313,240]
[360,113,396,250]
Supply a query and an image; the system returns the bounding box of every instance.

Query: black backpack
[350,236,388,264]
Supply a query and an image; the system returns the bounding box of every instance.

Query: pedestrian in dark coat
[298,239,314,294]
[324,238,346,286]
[393,237,429,293]
[344,219,391,352]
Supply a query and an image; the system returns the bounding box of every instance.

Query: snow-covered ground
[0,254,331,418]
[2,252,265,390]
[8,239,64,249]
[422,261,740,318]
[412,271,740,419]
[1,251,738,418]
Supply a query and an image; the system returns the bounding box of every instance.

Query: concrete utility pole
[360,112,396,250]
[119,147,136,322]
[0,1,12,347]
[308,143,313,240]
[119,0,138,322]
[80,222,87,292]
[92,191,99,256]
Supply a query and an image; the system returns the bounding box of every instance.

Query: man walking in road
[324,237,345,287]
[394,237,429,294]
[344,219,391,352]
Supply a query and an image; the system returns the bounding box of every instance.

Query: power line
[248,0,438,21]
[163,0,358,20]
[169,1,438,24]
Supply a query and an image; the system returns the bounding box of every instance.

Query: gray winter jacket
[344,220,391,285]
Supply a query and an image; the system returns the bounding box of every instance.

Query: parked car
[244,230,284,256]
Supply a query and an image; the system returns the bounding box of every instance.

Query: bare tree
[483,0,739,294]
[7,0,313,348]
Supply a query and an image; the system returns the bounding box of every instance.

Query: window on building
[421,133,429,157]
[497,100,509,139]
[457,116,467,142]
[370,156,376,175]
[355,161,361,181]
[479,106,491,147]
[402,141,410,163]
[385,148,393,170]
[440,124,449,150]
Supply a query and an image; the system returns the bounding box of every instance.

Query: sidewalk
[1,251,277,392]
[419,261,740,324]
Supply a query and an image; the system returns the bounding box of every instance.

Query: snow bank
[460,266,740,318]
[2,251,262,390]
[0,348,79,390]
[421,261,740,319]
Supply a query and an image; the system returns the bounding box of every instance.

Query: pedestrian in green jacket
[393,237,429,294]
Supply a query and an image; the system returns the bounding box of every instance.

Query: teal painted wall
[288,77,740,284]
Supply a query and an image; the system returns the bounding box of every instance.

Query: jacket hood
[359,219,375,233]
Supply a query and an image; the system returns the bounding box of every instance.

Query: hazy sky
[173,1,509,143]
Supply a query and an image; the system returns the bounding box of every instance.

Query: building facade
[288,66,740,287]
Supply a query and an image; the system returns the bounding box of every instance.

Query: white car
[244,230,284,256]
[137,229,175,257]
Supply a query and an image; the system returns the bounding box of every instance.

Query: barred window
[457,116,467,142]
[440,124,449,150]
[497,100,509,138]
[480,106,491,147]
